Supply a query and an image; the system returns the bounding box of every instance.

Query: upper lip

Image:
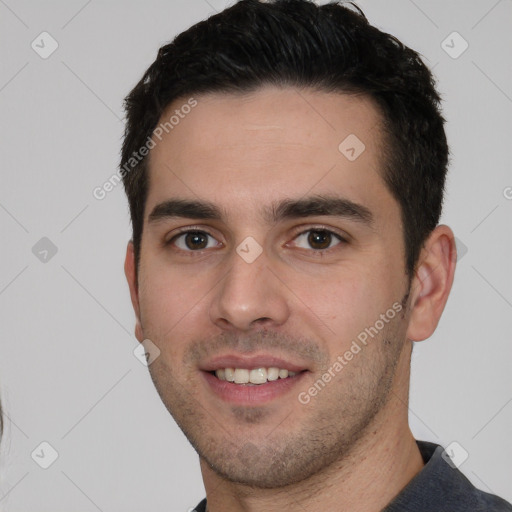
[199,354,309,373]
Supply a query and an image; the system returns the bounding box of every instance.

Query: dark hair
[121,0,448,280]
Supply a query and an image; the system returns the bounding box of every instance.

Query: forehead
[145,86,397,227]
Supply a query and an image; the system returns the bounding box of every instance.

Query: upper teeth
[215,367,297,384]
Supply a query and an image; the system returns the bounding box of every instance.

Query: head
[123,0,456,489]
[122,0,449,283]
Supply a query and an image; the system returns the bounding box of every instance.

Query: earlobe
[406,225,457,342]
[124,241,144,342]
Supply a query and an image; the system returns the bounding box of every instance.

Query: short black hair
[121,0,448,281]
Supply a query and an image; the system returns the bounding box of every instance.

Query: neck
[199,401,424,512]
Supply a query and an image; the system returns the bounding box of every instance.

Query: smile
[213,367,298,385]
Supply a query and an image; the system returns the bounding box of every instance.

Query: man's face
[128,86,415,487]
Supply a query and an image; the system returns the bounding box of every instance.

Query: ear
[406,225,457,342]
[124,241,144,342]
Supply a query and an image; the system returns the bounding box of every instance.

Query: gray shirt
[192,440,512,511]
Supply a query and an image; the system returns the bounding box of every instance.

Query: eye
[168,230,220,251]
[291,229,347,251]
[165,227,346,253]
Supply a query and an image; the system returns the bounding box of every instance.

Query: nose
[209,248,291,332]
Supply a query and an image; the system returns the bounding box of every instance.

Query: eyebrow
[148,194,374,227]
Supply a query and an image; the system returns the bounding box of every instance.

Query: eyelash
[164,225,349,255]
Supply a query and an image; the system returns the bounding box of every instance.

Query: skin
[125,85,457,512]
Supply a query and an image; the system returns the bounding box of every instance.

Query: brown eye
[293,229,346,251]
[184,232,209,250]
[170,231,218,251]
[308,230,332,250]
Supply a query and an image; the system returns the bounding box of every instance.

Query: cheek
[291,263,398,345]
[137,260,207,341]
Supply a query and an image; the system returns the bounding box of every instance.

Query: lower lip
[201,371,308,406]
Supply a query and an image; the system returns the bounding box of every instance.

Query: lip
[199,354,308,373]
[201,369,308,406]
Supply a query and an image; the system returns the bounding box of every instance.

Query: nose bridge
[209,246,290,331]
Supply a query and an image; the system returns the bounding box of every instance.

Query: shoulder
[383,440,512,512]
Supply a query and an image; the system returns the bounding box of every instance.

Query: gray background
[0,0,511,510]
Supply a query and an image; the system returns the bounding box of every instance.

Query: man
[122,1,512,510]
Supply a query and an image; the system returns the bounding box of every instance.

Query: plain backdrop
[0,0,511,510]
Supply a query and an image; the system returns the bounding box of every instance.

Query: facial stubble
[145,292,411,489]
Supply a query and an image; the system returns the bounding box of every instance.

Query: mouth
[200,355,309,405]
